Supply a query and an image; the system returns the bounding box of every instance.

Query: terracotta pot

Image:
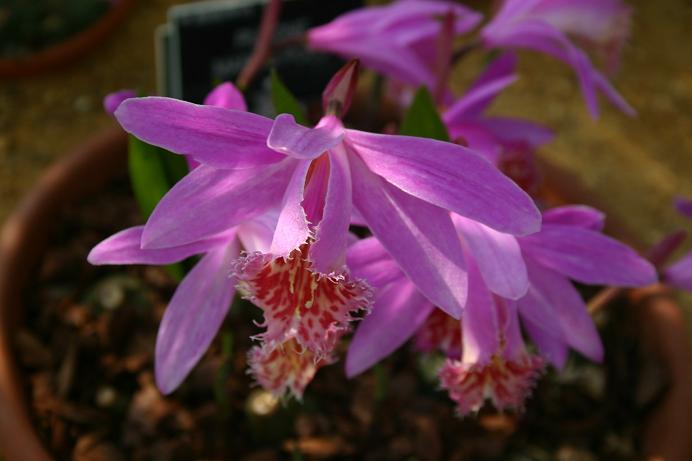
[0,0,137,79]
[0,128,690,460]
[0,128,127,461]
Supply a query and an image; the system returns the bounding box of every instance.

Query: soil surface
[14,173,668,460]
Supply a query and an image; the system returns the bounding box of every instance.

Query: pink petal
[346,278,433,377]
[270,160,312,257]
[155,243,239,394]
[664,251,692,292]
[236,213,278,254]
[267,114,343,160]
[142,160,296,249]
[308,30,436,87]
[309,145,352,273]
[525,259,604,362]
[88,226,234,265]
[203,82,247,110]
[519,224,656,286]
[542,205,605,230]
[350,154,467,319]
[115,97,285,169]
[460,255,500,364]
[346,237,403,288]
[675,196,692,219]
[464,117,554,150]
[454,214,528,299]
[347,130,541,236]
[444,73,517,122]
[444,52,518,121]
[521,314,569,368]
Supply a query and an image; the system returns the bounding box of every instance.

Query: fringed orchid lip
[247,337,336,400]
[414,308,461,358]
[438,352,545,417]
[234,241,372,359]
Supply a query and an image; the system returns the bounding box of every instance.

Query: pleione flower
[346,205,655,414]
[112,84,540,337]
[307,0,482,90]
[89,215,273,394]
[481,0,634,118]
[90,83,272,395]
[436,290,545,416]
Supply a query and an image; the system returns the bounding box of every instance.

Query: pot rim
[0,128,127,461]
[0,0,138,79]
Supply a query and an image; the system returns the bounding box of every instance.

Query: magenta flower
[90,83,268,394]
[112,85,540,362]
[481,0,634,118]
[307,0,482,90]
[346,205,655,413]
[435,275,546,416]
[89,215,274,394]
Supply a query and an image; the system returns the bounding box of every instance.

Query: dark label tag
[159,0,361,114]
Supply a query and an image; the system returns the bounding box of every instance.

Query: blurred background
[1,1,692,460]
[0,0,691,247]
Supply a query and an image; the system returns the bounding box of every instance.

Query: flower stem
[236,0,283,91]
[433,10,455,105]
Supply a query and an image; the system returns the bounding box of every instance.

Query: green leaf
[270,69,307,124]
[128,136,183,218]
[399,87,450,141]
[214,330,234,417]
[127,135,189,281]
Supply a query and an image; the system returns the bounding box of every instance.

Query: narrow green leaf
[214,330,234,417]
[270,69,307,124]
[128,136,173,218]
[399,87,450,141]
[127,135,189,281]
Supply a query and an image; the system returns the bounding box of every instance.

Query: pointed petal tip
[344,354,367,379]
[154,368,177,396]
[323,59,360,117]
[86,245,108,266]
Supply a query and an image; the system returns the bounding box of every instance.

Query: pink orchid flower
[346,205,655,414]
[307,0,482,90]
[111,69,540,369]
[90,83,274,395]
[481,0,634,118]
